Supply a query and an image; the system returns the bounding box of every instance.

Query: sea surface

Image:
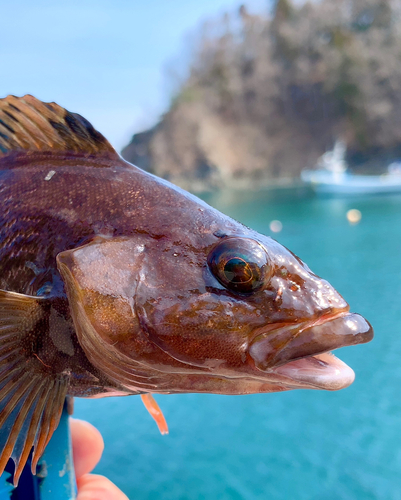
[75,188,401,500]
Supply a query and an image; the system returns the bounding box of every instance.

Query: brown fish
[0,95,373,485]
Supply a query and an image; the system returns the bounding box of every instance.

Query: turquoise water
[75,189,401,500]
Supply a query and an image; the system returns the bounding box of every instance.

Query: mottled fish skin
[0,95,373,484]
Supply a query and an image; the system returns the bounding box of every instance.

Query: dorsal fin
[0,95,118,157]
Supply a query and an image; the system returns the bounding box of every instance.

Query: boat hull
[301,170,401,196]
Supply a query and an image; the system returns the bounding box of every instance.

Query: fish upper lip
[247,311,373,390]
[248,309,350,369]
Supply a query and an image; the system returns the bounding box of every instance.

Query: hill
[122,0,401,192]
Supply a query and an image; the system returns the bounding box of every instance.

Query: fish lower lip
[271,351,355,390]
[249,312,373,390]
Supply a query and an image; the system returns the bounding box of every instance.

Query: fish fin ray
[0,95,118,158]
[140,394,168,435]
[0,289,69,485]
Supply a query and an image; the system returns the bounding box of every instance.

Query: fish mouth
[249,312,373,390]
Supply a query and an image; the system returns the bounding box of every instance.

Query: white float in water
[270,220,283,233]
[347,209,362,225]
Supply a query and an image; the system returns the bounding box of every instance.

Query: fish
[0,95,373,485]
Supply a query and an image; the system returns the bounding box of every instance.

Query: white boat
[301,141,401,195]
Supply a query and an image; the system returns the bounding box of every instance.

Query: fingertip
[76,474,129,500]
[70,418,104,478]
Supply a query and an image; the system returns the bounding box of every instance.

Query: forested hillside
[122,0,401,191]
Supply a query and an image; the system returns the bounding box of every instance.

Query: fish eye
[207,237,271,294]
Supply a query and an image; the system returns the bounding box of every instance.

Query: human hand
[70,418,129,500]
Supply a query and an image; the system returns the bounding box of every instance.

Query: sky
[0,0,268,150]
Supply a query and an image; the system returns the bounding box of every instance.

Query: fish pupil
[224,258,252,284]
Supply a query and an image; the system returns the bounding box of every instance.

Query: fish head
[58,217,372,395]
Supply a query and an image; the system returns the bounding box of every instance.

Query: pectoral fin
[0,290,69,485]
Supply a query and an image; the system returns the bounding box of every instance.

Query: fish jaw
[271,352,355,390]
[248,312,373,391]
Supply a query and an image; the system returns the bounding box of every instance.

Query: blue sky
[0,0,267,150]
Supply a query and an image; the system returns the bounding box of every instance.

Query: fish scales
[0,95,373,485]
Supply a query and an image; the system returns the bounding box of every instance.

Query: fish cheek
[136,292,262,371]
